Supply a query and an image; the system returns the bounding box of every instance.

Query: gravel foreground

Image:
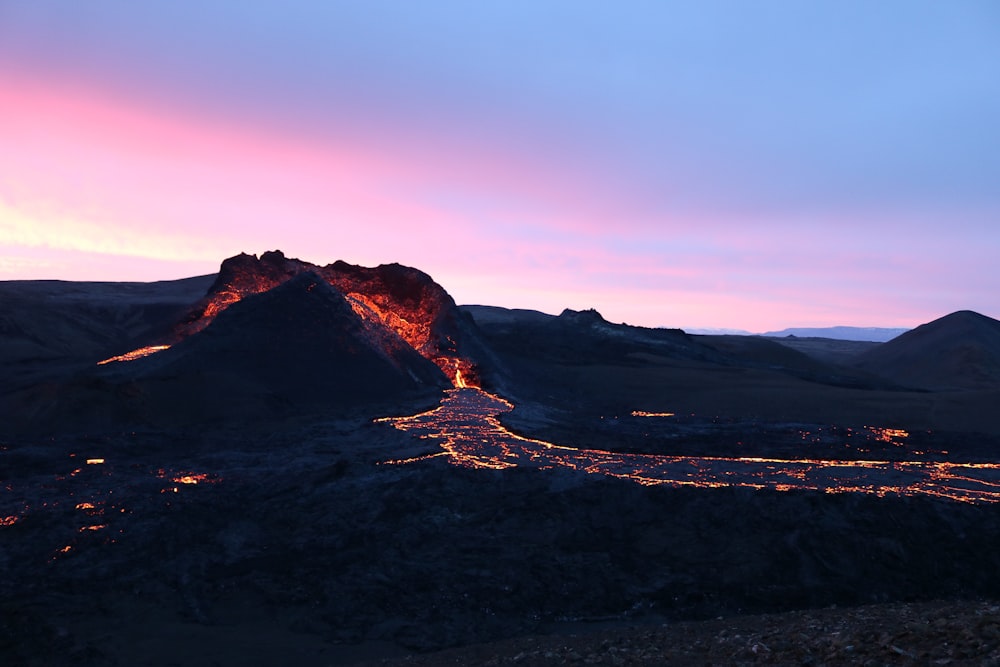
[364,600,1000,666]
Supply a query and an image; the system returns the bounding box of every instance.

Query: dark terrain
[3,252,1000,665]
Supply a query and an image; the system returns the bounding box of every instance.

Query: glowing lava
[868,427,910,443]
[378,388,1000,505]
[172,473,212,485]
[97,345,171,365]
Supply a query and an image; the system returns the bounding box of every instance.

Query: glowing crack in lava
[172,473,212,485]
[156,469,221,494]
[378,388,1000,504]
[868,427,910,444]
[97,345,171,365]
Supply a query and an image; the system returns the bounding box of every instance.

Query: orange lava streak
[0,515,19,527]
[631,411,676,418]
[376,388,1000,504]
[867,426,910,443]
[380,451,449,466]
[172,473,213,485]
[97,345,171,365]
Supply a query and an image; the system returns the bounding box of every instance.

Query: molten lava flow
[377,388,1000,504]
[172,473,212,485]
[156,468,218,488]
[868,427,910,443]
[436,357,476,388]
[86,458,105,465]
[631,410,676,418]
[1,515,19,527]
[97,345,171,365]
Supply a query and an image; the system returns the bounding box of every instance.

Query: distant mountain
[684,327,754,336]
[461,305,556,326]
[760,326,909,342]
[854,310,1000,390]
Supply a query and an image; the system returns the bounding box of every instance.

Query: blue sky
[1,1,998,329]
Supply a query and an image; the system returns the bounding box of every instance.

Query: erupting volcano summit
[105,250,484,389]
[2,251,491,433]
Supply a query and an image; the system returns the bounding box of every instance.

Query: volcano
[171,250,482,386]
[1,252,484,433]
[99,272,451,425]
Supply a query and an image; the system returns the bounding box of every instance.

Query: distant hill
[461,304,556,326]
[760,326,909,342]
[683,327,753,336]
[855,310,1000,390]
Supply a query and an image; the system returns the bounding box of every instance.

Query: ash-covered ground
[4,401,1000,665]
[5,260,1000,665]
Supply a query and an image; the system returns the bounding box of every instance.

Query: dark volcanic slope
[856,310,1000,390]
[760,335,881,365]
[132,271,449,396]
[469,307,717,365]
[0,275,215,390]
[469,305,1000,438]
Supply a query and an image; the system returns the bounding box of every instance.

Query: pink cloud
[1,70,995,330]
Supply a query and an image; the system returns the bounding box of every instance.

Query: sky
[1,2,998,331]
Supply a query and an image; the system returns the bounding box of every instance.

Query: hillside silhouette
[855,310,1000,390]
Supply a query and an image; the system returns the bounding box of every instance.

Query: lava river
[378,388,1000,505]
